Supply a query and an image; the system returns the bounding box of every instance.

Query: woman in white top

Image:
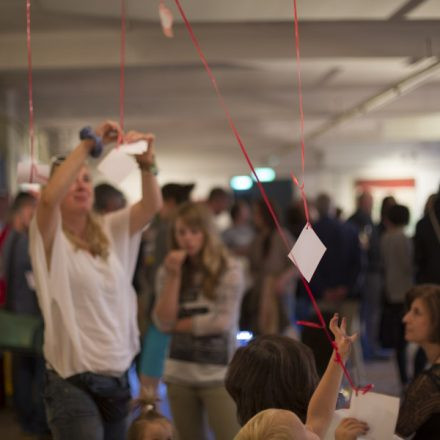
[153,202,245,440]
[29,121,162,440]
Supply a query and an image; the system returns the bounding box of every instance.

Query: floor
[0,356,402,439]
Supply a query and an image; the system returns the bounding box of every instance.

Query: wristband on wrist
[79,126,104,158]
[137,161,159,176]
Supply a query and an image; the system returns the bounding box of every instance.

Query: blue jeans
[44,369,129,440]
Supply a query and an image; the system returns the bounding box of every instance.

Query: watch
[79,126,103,158]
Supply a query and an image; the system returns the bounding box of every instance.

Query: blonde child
[128,388,174,440]
[235,409,368,440]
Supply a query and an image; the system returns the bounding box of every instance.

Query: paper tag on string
[288,225,326,282]
[17,161,49,185]
[159,2,174,38]
[97,149,138,183]
[348,392,400,439]
[119,140,149,155]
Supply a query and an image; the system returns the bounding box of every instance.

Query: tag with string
[17,160,49,185]
[288,225,326,282]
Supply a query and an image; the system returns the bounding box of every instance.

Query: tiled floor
[0,357,402,440]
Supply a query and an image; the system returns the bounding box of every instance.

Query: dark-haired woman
[396,284,440,439]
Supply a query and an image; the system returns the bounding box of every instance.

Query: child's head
[225,335,319,426]
[234,409,319,440]
[127,388,174,440]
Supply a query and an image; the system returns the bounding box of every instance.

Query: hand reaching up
[329,313,358,362]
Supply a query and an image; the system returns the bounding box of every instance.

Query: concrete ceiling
[1,0,440,190]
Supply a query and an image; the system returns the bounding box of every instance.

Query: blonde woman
[29,121,162,440]
[153,202,245,439]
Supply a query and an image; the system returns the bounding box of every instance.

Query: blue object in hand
[79,126,104,158]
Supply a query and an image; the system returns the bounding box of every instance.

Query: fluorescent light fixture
[252,167,276,182]
[230,175,253,191]
[304,57,440,143]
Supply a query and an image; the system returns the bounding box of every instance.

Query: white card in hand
[288,225,326,282]
[97,148,138,182]
[119,140,149,155]
[17,161,49,184]
[323,408,403,440]
[348,392,400,440]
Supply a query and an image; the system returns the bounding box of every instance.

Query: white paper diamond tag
[17,160,49,184]
[288,225,326,282]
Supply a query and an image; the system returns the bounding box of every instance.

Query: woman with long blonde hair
[153,202,245,439]
[29,121,162,440]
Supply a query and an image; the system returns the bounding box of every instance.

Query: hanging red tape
[26,0,35,182]
[118,0,126,144]
[173,0,372,394]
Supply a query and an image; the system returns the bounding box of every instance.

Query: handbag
[0,309,43,353]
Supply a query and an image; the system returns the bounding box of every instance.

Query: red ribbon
[174,0,372,394]
[173,0,291,251]
[26,0,35,182]
[118,0,126,144]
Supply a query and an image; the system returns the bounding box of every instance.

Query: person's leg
[31,355,50,435]
[361,273,383,358]
[200,385,240,440]
[12,353,34,433]
[103,417,128,440]
[44,370,104,440]
[167,382,205,440]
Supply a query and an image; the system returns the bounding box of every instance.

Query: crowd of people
[0,122,439,439]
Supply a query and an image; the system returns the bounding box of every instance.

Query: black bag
[67,371,131,422]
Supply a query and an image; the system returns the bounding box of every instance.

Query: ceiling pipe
[304,56,440,143]
[272,56,440,161]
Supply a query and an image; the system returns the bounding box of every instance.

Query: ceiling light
[252,167,276,182]
[230,175,253,191]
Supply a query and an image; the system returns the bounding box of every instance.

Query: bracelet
[137,161,159,176]
[79,126,103,158]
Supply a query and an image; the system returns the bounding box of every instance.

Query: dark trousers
[12,352,49,435]
[44,369,130,440]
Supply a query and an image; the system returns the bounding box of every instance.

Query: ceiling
[1,0,440,192]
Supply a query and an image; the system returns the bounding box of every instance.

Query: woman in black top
[396,284,440,439]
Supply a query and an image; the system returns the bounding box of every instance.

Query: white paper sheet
[118,140,149,155]
[324,408,403,440]
[97,148,138,183]
[17,161,49,184]
[348,392,400,440]
[288,225,326,282]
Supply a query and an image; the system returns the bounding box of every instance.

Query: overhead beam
[1,21,440,71]
[389,0,428,20]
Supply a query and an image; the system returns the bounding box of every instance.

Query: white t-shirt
[29,207,141,378]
